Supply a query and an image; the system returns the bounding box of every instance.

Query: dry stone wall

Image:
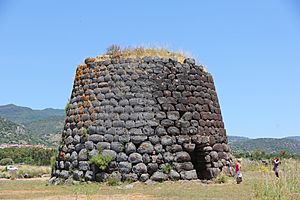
[50,56,234,184]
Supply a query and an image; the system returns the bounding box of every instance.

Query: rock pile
[50,56,234,184]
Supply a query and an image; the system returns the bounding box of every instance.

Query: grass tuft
[96,45,191,64]
[214,172,228,184]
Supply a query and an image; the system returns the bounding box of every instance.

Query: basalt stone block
[119,134,130,143]
[97,142,110,150]
[111,142,124,153]
[85,170,94,181]
[167,111,180,120]
[160,119,174,127]
[149,135,160,145]
[78,149,88,161]
[209,151,219,162]
[183,143,195,152]
[208,167,221,178]
[167,126,180,135]
[70,151,78,161]
[95,172,109,182]
[180,170,198,180]
[131,135,147,144]
[161,136,173,146]
[142,153,151,164]
[116,152,128,162]
[78,161,90,171]
[150,171,168,182]
[213,143,224,152]
[122,173,138,182]
[174,162,194,172]
[174,151,191,162]
[137,141,154,154]
[104,134,114,142]
[73,170,84,181]
[177,135,190,144]
[132,163,147,175]
[155,126,167,136]
[89,149,98,158]
[140,173,150,182]
[154,144,164,153]
[155,112,166,119]
[128,153,143,164]
[163,152,174,162]
[102,150,117,160]
[222,143,229,152]
[118,162,132,174]
[218,152,229,160]
[169,170,180,180]
[88,134,103,143]
[212,161,223,168]
[85,141,94,150]
[65,136,73,145]
[168,144,183,153]
[125,142,136,155]
[147,163,158,175]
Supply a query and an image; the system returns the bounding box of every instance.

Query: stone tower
[50,52,233,184]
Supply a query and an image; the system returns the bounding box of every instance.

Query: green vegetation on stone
[162,163,172,174]
[89,151,112,171]
[97,45,190,64]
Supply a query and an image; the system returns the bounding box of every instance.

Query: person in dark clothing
[273,158,280,178]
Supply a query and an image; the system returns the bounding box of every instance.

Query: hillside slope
[0,104,65,146]
[229,137,300,154]
[25,116,65,146]
[0,104,64,124]
[0,117,37,144]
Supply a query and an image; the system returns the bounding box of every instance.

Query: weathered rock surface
[51,56,233,184]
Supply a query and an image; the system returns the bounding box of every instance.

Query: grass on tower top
[95,45,191,64]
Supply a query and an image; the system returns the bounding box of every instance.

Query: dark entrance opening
[190,144,209,179]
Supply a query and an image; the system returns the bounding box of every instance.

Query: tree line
[0,147,56,166]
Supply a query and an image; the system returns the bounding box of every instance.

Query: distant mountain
[0,117,38,144]
[0,104,64,124]
[25,115,65,146]
[285,136,300,142]
[229,137,300,154]
[0,104,65,147]
[228,136,250,143]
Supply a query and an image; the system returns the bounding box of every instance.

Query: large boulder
[150,172,168,182]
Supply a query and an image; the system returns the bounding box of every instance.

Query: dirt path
[0,178,159,200]
[31,193,159,200]
[0,177,49,181]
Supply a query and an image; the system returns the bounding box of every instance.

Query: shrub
[106,44,121,57]
[0,147,56,166]
[107,177,120,186]
[0,158,14,166]
[64,101,70,115]
[252,159,300,200]
[50,155,56,175]
[214,173,228,184]
[96,46,190,64]
[89,152,112,171]
[80,127,88,140]
[162,163,172,174]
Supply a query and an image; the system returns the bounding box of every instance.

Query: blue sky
[0,0,299,138]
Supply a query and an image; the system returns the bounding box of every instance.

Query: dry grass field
[0,159,299,200]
